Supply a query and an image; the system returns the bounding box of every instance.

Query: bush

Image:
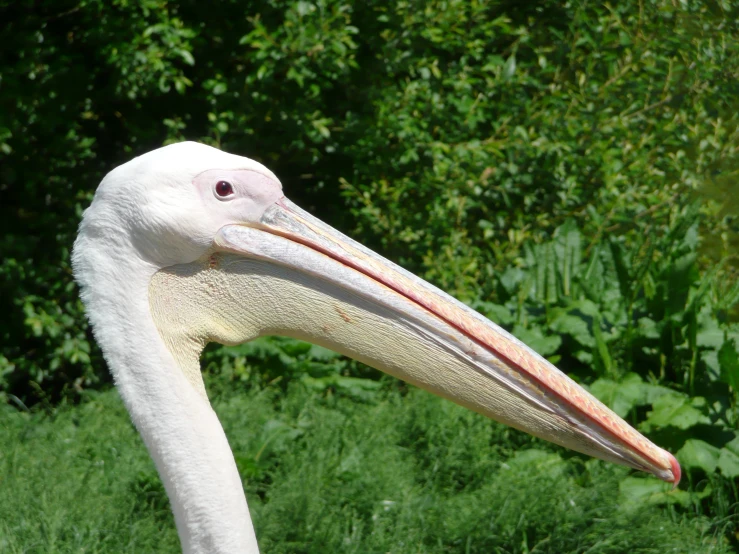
[2,0,738,545]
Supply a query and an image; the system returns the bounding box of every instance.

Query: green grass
[0,381,729,553]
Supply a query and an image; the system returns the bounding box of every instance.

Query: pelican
[72,142,680,554]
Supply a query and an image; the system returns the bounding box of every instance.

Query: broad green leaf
[498,267,524,297]
[545,242,557,304]
[636,317,660,340]
[701,350,721,381]
[677,439,721,473]
[607,237,632,302]
[580,246,603,301]
[718,337,739,390]
[550,311,595,348]
[567,299,601,318]
[553,219,582,297]
[511,325,562,357]
[683,222,700,250]
[717,436,739,478]
[667,253,697,315]
[618,477,703,510]
[589,373,648,418]
[473,301,514,326]
[573,349,593,366]
[642,381,676,404]
[592,313,614,376]
[619,477,670,506]
[642,394,710,431]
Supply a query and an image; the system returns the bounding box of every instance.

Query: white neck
[74,235,259,554]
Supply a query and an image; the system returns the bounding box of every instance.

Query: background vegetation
[1,0,738,551]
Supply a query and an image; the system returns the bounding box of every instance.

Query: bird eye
[215,180,234,198]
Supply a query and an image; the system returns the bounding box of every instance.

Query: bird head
[77,142,284,268]
[73,141,681,487]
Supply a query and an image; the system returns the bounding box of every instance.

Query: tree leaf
[503,54,516,79]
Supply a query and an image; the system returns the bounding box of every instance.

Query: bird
[72,141,680,554]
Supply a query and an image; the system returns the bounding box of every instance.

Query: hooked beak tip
[667,451,681,487]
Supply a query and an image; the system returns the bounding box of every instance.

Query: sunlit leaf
[589,373,648,418]
[716,435,739,478]
[642,394,710,431]
[677,439,721,473]
[503,54,516,80]
[618,476,703,510]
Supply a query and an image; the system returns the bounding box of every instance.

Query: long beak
[214,197,680,485]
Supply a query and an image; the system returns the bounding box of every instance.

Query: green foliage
[0,386,731,553]
[2,0,739,547]
[467,211,739,488]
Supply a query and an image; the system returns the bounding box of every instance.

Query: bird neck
[73,240,259,554]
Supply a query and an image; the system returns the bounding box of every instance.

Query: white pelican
[72,142,680,554]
